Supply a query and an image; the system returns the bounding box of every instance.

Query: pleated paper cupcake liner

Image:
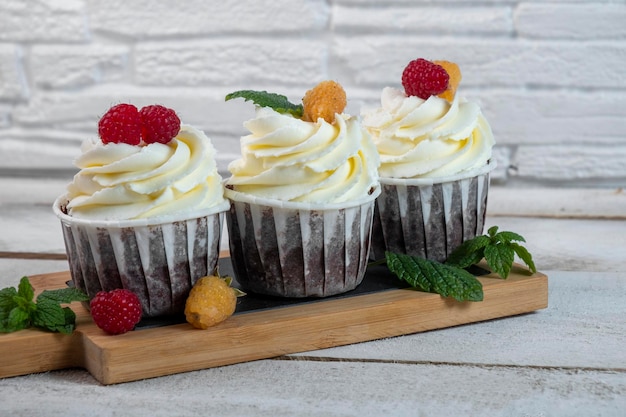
[54,197,229,317]
[370,162,495,263]
[225,185,381,298]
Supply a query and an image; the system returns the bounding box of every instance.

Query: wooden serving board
[0,260,547,385]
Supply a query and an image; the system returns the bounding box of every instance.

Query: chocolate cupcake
[224,82,381,297]
[363,59,496,262]
[53,104,229,317]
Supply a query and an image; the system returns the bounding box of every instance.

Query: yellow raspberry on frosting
[302,80,347,123]
[434,60,462,102]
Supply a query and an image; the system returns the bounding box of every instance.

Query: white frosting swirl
[227,107,380,203]
[362,87,495,179]
[66,124,226,220]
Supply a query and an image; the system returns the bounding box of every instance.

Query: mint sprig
[446,226,536,278]
[382,226,536,302]
[225,90,304,118]
[386,252,483,302]
[0,277,89,334]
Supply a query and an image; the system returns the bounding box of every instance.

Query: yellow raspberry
[434,60,462,102]
[184,275,242,329]
[302,80,347,123]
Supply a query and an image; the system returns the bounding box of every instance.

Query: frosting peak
[66,124,226,220]
[362,87,495,179]
[227,107,379,203]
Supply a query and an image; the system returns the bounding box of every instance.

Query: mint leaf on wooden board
[5,306,31,332]
[0,276,89,334]
[37,287,90,304]
[445,235,490,269]
[385,252,484,302]
[446,227,537,279]
[494,230,526,244]
[484,243,515,279]
[510,242,537,274]
[17,276,34,301]
[32,298,68,332]
[0,286,18,313]
[225,90,304,118]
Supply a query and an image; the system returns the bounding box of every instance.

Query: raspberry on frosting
[140,104,181,144]
[401,58,450,100]
[98,103,181,146]
[98,103,143,145]
[302,80,347,123]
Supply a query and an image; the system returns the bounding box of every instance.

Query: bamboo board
[0,261,547,385]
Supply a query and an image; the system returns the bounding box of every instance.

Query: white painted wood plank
[0,259,68,286]
[0,359,623,417]
[293,271,626,370]
[484,216,625,272]
[488,186,626,219]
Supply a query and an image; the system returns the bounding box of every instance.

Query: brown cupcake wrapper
[54,198,228,317]
[370,169,492,263]
[225,186,380,298]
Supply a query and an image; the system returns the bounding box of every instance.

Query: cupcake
[53,103,229,317]
[224,81,380,298]
[362,59,496,262]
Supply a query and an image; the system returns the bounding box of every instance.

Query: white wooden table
[1,178,625,417]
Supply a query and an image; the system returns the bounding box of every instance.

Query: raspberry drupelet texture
[90,289,143,335]
[139,104,181,144]
[401,58,450,100]
[302,80,347,123]
[98,103,143,145]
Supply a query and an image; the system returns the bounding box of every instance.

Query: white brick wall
[1,0,624,187]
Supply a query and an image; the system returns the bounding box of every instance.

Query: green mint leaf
[55,308,77,333]
[443,226,537,280]
[484,243,515,279]
[1,304,25,333]
[0,277,89,334]
[33,288,88,333]
[6,306,31,332]
[13,294,37,314]
[32,301,77,334]
[57,307,78,334]
[510,242,537,274]
[32,298,66,331]
[385,251,433,293]
[494,230,526,244]
[225,90,304,117]
[17,276,34,301]
[0,321,12,332]
[36,287,90,305]
[445,235,491,268]
[386,252,483,302]
[0,287,18,316]
[487,225,499,237]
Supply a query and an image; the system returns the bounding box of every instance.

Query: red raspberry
[401,58,450,100]
[98,103,142,145]
[139,105,181,144]
[89,289,143,335]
